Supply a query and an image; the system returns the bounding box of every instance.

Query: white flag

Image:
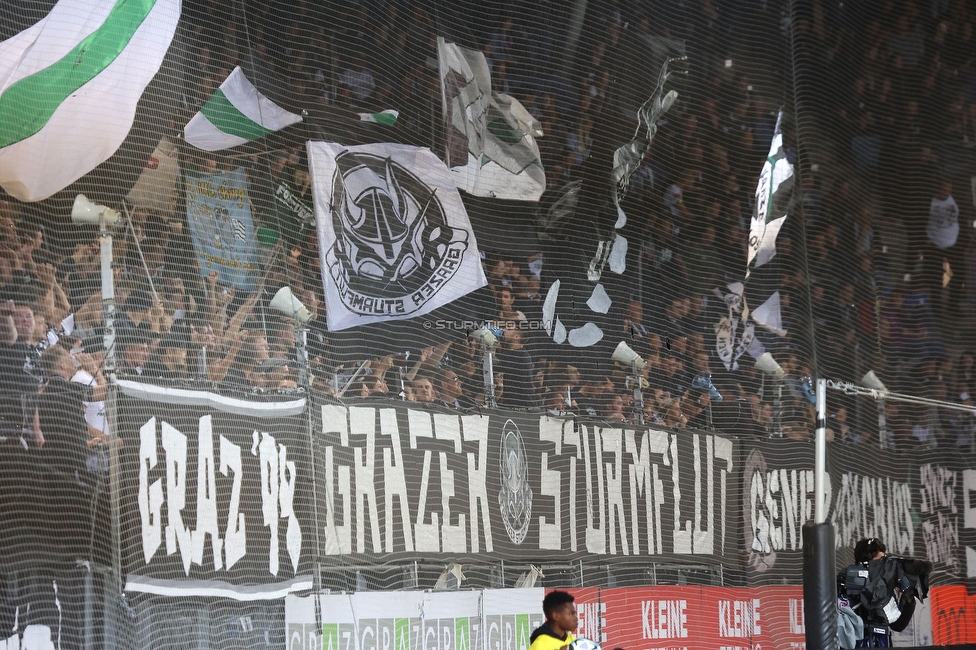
[438,37,546,201]
[752,291,787,337]
[747,109,794,273]
[308,141,487,331]
[0,0,181,202]
[184,66,302,151]
[126,135,180,214]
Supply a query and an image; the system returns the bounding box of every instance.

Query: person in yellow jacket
[529,591,579,650]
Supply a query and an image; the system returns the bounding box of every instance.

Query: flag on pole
[308,141,487,331]
[0,0,181,202]
[438,37,546,201]
[126,135,180,214]
[358,109,399,125]
[184,66,302,151]
[747,109,794,274]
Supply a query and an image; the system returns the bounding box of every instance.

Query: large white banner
[308,142,487,331]
[286,589,545,650]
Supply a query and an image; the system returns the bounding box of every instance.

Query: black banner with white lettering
[116,384,314,596]
[313,398,738,564]
[737,437,976,588]
[112,387,976,593]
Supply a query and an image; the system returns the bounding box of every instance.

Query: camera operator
[837,537,931,648]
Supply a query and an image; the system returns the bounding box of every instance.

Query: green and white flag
[358,109,398,125]
[438,37,546,201]
[0,0,181,202]
[184,66,302,151]
[747,109,794,274]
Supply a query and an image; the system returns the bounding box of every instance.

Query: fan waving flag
[0,0,181,202]
[747,109,794,275]
[438,37,546,201]
[184,66,302,151]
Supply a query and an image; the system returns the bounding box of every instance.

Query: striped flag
[358,109,398,125]
[184,66,302,151]
[0,0,181,202]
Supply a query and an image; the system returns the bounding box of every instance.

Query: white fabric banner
[308,141,487,331]
[438,38,546,201]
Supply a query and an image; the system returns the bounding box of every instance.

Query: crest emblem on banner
[327,150,469,316]
[743,448,777,573]
[498,420,532,545]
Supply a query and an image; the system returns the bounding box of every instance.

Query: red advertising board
[930,585,976,645]
[562,586,806,650]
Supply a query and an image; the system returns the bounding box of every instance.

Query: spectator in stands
[337,50,376,102]
[115,290,170,338]
[37,345,90,475]
[496,286,526,322]
[117,331,150,378]
[922,179,962,314]
[61,337,110,471]
[251,358,292,391]
[437,367,473,409]
[621,299,648,341]
[146,334,190,381]
[411,375,436,403]
[495,323,538,409]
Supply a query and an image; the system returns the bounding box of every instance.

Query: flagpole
[120,200,160,303]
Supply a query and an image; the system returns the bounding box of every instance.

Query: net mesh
[0,0,975,647]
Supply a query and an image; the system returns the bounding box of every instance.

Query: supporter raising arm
[207,329,249,383]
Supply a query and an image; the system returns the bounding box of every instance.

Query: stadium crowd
[1,0,976,481]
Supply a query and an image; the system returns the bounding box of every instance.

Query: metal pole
[877,399,889,449]
[814,378,827,523]
[633,364,644,425]
[82,563,93,650]
[100,223,122,648]
[774,379,783,437]
[483,346,496,408]
[121,200,160,302]
[100,228,115,373]
[296,325,309,388]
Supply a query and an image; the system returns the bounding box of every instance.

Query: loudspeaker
[861,370,886,392]
[71,194,119,226]
[612,341,645,370]
[269,286,312,324]
[755,352,784,378]
[468,326,502,348]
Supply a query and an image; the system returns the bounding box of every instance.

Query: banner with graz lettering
[115,381,315,599]
[738,437,976,589]
[313,398,737,563]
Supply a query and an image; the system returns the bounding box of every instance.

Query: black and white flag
[308,142,487,331]
[747,110,794,275]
